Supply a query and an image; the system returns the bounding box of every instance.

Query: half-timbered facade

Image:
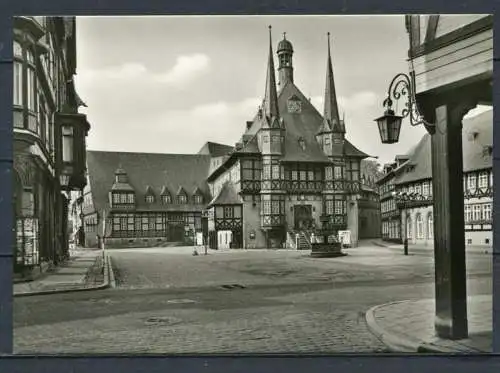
[385,109,493,247]
[13,16,90,278]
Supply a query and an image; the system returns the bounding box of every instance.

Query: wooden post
[431,101,474,340]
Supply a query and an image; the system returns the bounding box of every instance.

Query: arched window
[416,213,423,239]
[427,213,433,239]
[406,216,412,239]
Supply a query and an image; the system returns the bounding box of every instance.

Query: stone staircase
[296,231,312,250]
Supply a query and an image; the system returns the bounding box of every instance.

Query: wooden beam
[424,15,440,44]
[431,98,478,339]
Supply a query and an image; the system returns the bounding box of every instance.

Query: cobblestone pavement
[13,244,492,353]
[109,245,491,290]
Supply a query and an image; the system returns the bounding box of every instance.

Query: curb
[365,301,422,353]
[365,301,484,354]
[14,252,111,297]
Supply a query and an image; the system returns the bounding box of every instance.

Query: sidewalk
[14,248,110,296]
[372,239,492,255]
[365,294,492,353]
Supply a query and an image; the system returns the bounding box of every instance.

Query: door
[294,205,312,229]
[168,223,184,242]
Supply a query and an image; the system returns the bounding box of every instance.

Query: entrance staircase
[287,230,312,250]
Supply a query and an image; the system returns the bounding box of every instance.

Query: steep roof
[197,141,233,157]
[207,182,243,207]
[394,109,492,185]
[87,150,212,213]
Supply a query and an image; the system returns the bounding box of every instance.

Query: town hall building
[73,28,380,250]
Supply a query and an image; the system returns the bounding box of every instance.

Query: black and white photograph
[12,14,493,354]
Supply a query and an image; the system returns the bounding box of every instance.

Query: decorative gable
[160,185,171,204]
[144,185,155,203]
[192,186,204,204]
[176,186,188,204]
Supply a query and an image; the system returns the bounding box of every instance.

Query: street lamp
[374,71,435,144]
[392,191,409,255]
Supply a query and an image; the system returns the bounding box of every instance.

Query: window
[13,61,23,106]
[113,217,120,232]
[193,195,203,204]
[112,193,120,204]
[416,214,423,239]
[334,200,343,214]
[415,185,422,195]
[27,66,36,112]
[272,165,280,179]
[127,194,135,204]
[483,203,492,221]
[408,185,414,194]
[62,126,73,162]
[263,135,269,143]
[464,205,472,223]
[120,193,127,204]
[473,204,482,221]
[291,170,298,180]
[308,170,314,181]
[423,182,429,196]
[467,174,477,190]
[120,216,127,231]
[406,217,412,239]
[269,201,279,214]
[325,166,333,180]
[145,195,154,203]
[479,172,488,188]
[178,195,187,204]
[262,200,271,214]
[326,200,334,215]
[128,216,134,231]
[324,137,330,145]
[334,166,342,180]
[224,207,233,218]
[262,165,271,180]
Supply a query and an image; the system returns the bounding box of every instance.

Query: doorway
[294,205,312,230]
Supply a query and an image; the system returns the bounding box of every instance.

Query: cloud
[157,54,211,85]
[85,97,261,154]
[77,53,211,86]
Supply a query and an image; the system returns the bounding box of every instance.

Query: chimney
[246,121,253,130]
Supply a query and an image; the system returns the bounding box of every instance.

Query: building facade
[13,16,90,277]
[377,109,493,247]
[80,29,380,249]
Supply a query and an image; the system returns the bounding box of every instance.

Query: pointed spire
[263,25,280,122]
[324,32,343,133]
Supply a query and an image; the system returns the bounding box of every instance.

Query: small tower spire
[324,32,343,133]
[263,25,279,121]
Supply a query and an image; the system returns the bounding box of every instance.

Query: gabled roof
[394,109,492,185]
[176,186,187,196]
[207,182,243,207]
[192,186,203,195]
[160,185,171,195]
[197,141,234,157]
[86,150,212,213]
[145,185,154,195]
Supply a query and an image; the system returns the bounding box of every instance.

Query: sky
[74,15,490,165]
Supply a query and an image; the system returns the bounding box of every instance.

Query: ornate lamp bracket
[383,71,435,133]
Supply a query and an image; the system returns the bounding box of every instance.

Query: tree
[360,159,384,185]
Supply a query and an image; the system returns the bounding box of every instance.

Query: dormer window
[161,194,171,204]
[193,195,203,204]
[178,195,187,204]
[145,195,154,203]
[298,137,306,150]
